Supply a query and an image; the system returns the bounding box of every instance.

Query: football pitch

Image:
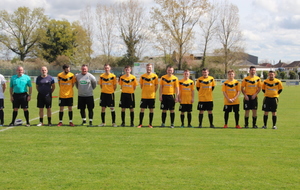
[0,83,299,189]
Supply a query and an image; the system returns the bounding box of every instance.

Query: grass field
[0,81,299,189]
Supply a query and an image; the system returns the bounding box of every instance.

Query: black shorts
[78,96,94,110]
[197,101,213,111]
[12,93,29,109]
[179,104,192,112]
[100,93,115,107]
[119,93,135,108]
[0,99,4,109]
[37,93,52,108]
[59,98,73,107]
[262,97,278,112]
[223,104,240,112]
[243,95,258,110]
[140,99,155,109]
[160,95,175,110]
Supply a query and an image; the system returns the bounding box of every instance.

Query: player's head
[146,63,153,74]
[166,65,174,75]
[202,68,209,77]
[124,65,131,74]
[249,66,256,76]
[268,70,276,80]
[104,64,111,74]
[227,69,235,79]
[62,64,70,73]
[183,69,190,79]
[41,66,48,77]
[81,64,88,75]
[16,66,24,76]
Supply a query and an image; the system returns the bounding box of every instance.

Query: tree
[199,1,219,69]
[39,19,76,64]
[151,0,209,70]
[95,3,117,65]
[0,7,47,61]
[217,1,244,74]
[80,5,94,66]
[115,0,147,66]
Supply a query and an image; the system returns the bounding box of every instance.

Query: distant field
[0,82,299,189]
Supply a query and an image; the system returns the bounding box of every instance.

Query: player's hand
[251,94,256,100]
[175,97,178,103]
[27,96,31,101]
[159,96,162,102]
[244,96,249,101]
[10,96,14,102]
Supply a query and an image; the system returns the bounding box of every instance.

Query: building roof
[285,61,300,67]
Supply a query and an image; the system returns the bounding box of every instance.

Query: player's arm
[27,86,32,101]
[91,76,97,90]
[175,86,179,103]
[10,86,14,102]
[159,83,163,101]
[2,83,6,93]
[191,87,194,104]
[51,83,56,93]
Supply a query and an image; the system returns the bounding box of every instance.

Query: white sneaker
[37,123,43,127]
[112,123,118,127]
[98,123,105,127]
[272,126,277,129]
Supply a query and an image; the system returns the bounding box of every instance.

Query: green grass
[0,82,299,189]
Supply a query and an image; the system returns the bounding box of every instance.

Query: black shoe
[253,125,258,128]
[245,125,249,128]
[48,123,52,126]
[9,123,14,126]
[119,123,125,127]
[210,125,215,128]
[130,123,134,127]
[197,125,202,128]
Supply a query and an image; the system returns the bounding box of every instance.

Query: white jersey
[0,74,6,99]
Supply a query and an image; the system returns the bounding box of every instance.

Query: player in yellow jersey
[178,70,194,128]
[261,70,283,129]
[137,63,158,128]
[57,64,76,126]
[196,68,216,128]
[159,66,179,128]
[119,66,138,127]
[222,70,241,129]
[241,66,261,128]
[98,64,117,127]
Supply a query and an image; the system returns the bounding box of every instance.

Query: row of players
[1,64,283,129]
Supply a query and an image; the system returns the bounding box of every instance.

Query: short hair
[124,65,131,69]
[166,65,174,70]
[249,66,256,70]
[104,64,110,67]
[184,69,190,72]
[202,68,208,71]
[269,70,275,73]
[227,69,234,74]
[146,63,152,67]
[81,64,88,67]
[62,64,70,70]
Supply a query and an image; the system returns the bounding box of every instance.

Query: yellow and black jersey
[119,74,138,94]
[222,79,241,105]
[139,73,158,99]
[160,74,179,95]
[179,78,194,104]
[262,78,283,98]
[241,76,261,95]
[99,73,117,94]
[57,72,76,98]
[196,76,215,102]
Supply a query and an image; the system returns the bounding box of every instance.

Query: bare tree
[199,1,219,69]
[0,7,47,61]
[80,5,94,66]
[217,1,244,74]
[95,3,116,65]
[115,0,147,65]
[151,0,209,70]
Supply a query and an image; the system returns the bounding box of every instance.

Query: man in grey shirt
[75,64,97,126]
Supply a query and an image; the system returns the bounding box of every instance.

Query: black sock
[272,115,277,126]
[80,109,85,119]
[187,112,192,126]
[170,112,175,125]
[252,116,257,126]
[24,110,29,124]
[121,111,125,124]
[149,112,153,125]
[180,114,184,126]
[48,117,51,124]
[101,112,105,123]
[245,117,249,126]
[198,113,203,126]
[139,112,144,125]
[59,112,63,121]
[234,112,239,126]
[12,111,18,124]
[39,118,43,123]
[263,115,268,126]
[162,112,166,124]
[68,111,73,121]
[130,112,134,125]
[0,110,4,124]
[111,111,116,123]
[224,112,229,125]
[208,113,213,125]
[88,109,93,121]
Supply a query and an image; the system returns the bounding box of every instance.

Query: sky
[1,0,300,64]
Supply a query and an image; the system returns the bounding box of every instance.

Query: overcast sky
[2,0,300,63]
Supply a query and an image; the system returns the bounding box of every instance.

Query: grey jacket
[75,72,97,97]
